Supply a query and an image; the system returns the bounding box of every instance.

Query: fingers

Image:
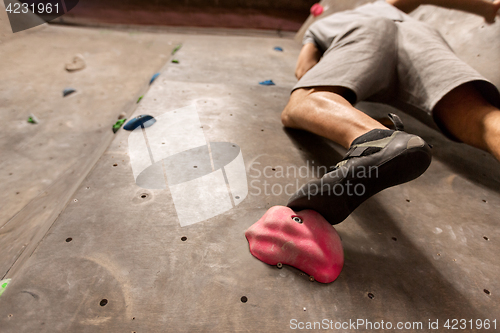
[482,0,500,24]
[495,0,500,17]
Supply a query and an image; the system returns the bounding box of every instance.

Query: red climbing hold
[245,206,344,283]
[310,3,324,17]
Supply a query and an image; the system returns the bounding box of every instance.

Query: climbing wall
[1,9,500,333]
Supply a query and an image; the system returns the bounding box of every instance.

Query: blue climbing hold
[150,72,160,85]
[63,88,76,97]
[123,115,156,131]
[259,80,275,86]
[274,47,283,52]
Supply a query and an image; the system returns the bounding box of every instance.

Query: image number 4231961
[3,0,79,33]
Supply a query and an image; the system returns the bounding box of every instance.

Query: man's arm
[387,0,500,23]
[295,43,322,80]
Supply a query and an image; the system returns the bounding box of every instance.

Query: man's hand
[295,43,322,80]
[484,0,500,23]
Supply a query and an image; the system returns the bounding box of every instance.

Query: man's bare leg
[434,82,500,162]
[281,86,388,149]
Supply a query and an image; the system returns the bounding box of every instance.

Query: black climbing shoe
[287,113,432,225]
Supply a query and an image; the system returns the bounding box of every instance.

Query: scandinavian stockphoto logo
[128,105,248,227]
[4,0,79,33]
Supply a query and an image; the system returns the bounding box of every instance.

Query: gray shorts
[294,16,500,137]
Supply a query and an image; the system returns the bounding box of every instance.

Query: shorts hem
[291,81,362,104]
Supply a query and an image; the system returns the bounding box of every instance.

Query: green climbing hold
[171,59,179,64]
[112,118,127,133]
[0,279,11,298]
[137,95,143,103]
[172,44,182,55]
[27,113,39,124]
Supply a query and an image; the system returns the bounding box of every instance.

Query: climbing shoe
[287,113,432,225]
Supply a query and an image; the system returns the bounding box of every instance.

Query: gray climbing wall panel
[1,18,500,333]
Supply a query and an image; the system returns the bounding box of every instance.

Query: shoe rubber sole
[287,132,432,225]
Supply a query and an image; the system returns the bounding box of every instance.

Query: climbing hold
[63,88,76,97]
[27,113,39,124]
[245,206,344,283]
[137,95,143,103]
[310,3,324,17]
[171,59,179,64]
[123,115,156,131]
[150,72,160,85]
[274,46,283,52]
[112,118,127,133]
[259,80,275,86]
[0,279,11,298]
[172,44,182,55]
[65,54,86,72]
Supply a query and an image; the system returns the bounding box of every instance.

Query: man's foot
[287,115,432,225]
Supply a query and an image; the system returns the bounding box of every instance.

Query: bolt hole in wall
[240,296,248,303]
[484,289,491,295]
[140,193,148,199]
[181,236,187,241]
[392,237,397,241]
[100,299,108,306]
[66,237,72,242]
[367,293,375,299]
[113,163,118,167]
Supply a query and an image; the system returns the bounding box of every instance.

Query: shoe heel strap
[388,113,404,131]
